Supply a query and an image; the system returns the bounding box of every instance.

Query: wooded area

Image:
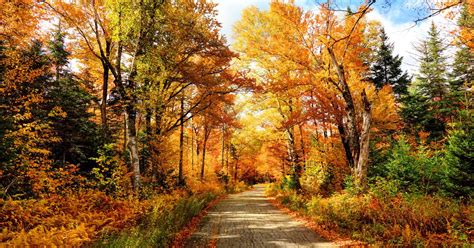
[0,0,472,246]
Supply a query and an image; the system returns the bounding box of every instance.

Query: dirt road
[185,185,336,247]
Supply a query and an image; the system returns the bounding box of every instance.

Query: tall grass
[93,192,217,248]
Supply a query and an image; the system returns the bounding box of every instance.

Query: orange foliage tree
[234,0,399,188]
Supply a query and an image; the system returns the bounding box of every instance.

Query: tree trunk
[178,95,185,186]
[200,138,207,181]
[154,109,162,135]
[221,124,225,169]
[201,123,211,181]
[338,123,354,167]
[327,48,360,168]
[123,111,127,156]
[126,106,141,190]
[234,160,238,182]
[287,126,301,189]
[327,47,375,188]
[140,107,151,173]
[226,144,229,176]
[153,106,163,181]
[191,123,194,173]
[196,134,200,178]
[298,124,306,167]
[62,150,66,167]
[355,90,371,188]
[100,60,109,141]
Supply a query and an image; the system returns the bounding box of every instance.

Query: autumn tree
[234,0,400,188]
[135,0,251,187]
[0,40,59,197]
[46,0,115,140]
[234,2,311,189]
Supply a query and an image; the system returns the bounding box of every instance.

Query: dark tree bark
[99,40,111,141]
[328,47,372,188]
[100,60,109,140]
[287,126,302,190]
[298,124,306,166]
[234,160,238,182]
[178,95,185,186]
[200,124,211,181]
[221,124,225,169]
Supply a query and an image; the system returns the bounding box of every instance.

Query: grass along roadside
[92,182,249,247]
[93,192,220,247]
[171,194,226,247]
[266,195,361,246]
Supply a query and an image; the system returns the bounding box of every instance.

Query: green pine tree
[444,110,474,199]
[447,44,473,119]
[401,87,431,131]
[0,40,56,197]
[417,22,449,101]
[368,28,410,97]
[448,5,473,120]
[48,23,70,81]
[47,24,100,169]
[403,22,449,140]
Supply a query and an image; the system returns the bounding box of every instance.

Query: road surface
[185,185,336,247]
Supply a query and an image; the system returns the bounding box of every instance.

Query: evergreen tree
[403,22,449,140]
[368,28,410,97]
[401,87,435,133]
[0,40,11,164]
[447,44,473,117]
[47,25,100,170]
[416,23,449,101]
[443,5,474,199]
[48,23,69,81]
[451,45,473,93]
[448,5,474,119]
[0,40,57,197]
[444,110,474,199]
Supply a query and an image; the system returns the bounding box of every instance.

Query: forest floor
[184,185,336,248]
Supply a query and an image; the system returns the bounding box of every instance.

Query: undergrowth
[266,183,473,246]
[1,181,249,246]
[93,192,218,247]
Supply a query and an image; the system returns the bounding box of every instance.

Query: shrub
[91,143,126,195]
[280,174,299,191]
[224,181,251,194]
[383,138,446,194]
[301,162,335,196]
[268,183,472,246]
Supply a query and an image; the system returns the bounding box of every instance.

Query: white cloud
[367,9,457,75]
[212,0,458,75]
[212,0,268,44]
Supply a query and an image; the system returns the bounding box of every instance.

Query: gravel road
[185,185,336,248]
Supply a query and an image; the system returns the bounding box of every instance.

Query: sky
[211,0,458,75]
